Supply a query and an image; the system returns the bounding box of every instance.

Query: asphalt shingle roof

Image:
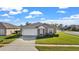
[0,22,20,29]
[22,22,54,28]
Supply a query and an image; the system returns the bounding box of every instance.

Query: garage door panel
[22,29,37,36]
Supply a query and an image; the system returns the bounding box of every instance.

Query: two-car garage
[22,28,37,40]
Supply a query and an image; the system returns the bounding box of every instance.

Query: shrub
[36,33,59,39]
[5,33,21,39]
[15,31,21,34]
[53,34,59,37]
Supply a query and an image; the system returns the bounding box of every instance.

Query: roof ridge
[0,22,6,28]
[0,22,20,29]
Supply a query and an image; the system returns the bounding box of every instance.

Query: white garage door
[0,29,5,35]
[22,29,37,36]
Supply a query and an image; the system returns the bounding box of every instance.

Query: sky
[0,7,79,25]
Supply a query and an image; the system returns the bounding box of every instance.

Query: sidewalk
[36,44,79,47]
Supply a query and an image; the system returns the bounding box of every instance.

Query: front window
[49,30,52,34]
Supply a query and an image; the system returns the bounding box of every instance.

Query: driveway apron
[0,38,37,51]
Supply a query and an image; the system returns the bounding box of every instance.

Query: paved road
[65,31,79,35]
[0,38,37,51]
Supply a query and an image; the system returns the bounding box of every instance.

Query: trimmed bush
[36,34,59,39]
[5,33,21,39]
[53,34,59,37]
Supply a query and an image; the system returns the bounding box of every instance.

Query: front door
[38,28,46,36]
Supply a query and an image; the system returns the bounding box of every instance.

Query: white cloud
[70,14,79,19]
[25,11,43,19]
[0,7,11,11]
[1,14,9,17]
[0,7,22,11]
[22,9,28,12]
[25,15,33,19]
[40,19,79,25]
[58,7,69,9]
[14,7,22,11]
[8,7,22,15]
[40,14,79,25]
[0,7,28,15]
[0,14,11,18]
[0,7,22,15]
[57,10,66,13]
[9,11,21,15]
[40,18,46,20]
[29,11,43,15]
[63,14,79,20]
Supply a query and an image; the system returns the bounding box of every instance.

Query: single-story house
[0,22,20,36]
[69,25,79,31]
[22,23,56,39]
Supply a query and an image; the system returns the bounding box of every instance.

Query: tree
[26,22,29,25]
[58,24,63,31]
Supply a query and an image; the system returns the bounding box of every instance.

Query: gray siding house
[22,23,56,39]
[0,22,20,36]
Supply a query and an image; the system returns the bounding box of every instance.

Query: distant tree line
[57,24,79,31]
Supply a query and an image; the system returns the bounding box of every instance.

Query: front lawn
[0,34,21,47]
[0,36,6,40]
[36,46,79,51]
[36,32,79,45]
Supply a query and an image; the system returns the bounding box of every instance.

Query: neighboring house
[0,22,20,36]
[69,25,79,31]
[22,23,56,39]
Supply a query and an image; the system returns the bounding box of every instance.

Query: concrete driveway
[21,36,36,40]
[0,38,37,51]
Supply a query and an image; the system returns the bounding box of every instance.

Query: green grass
[0,36,6,39]
[36,32,79,45]
[0,39,16,44]
[36,46,79,51]
[0,34,20,47]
